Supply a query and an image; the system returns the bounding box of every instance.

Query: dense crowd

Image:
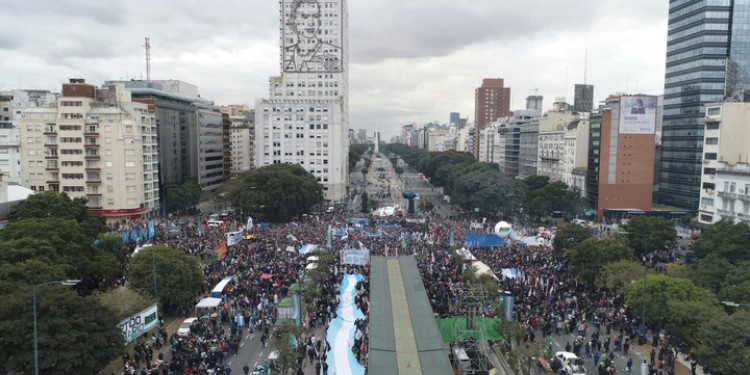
[110,206,689,375]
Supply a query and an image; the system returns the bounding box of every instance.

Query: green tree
[96,232,128,264]
[566,238,635,284]
[692,220,750,265]
[8,191,105,238]
[552,224,591,253]
[452,165,523,215]
[418,150,475,181]
[270,321,310,375]
[666,299,724,341]
[522,175,550,191]
[97,287,153,321]
[127,245,203,311]
[621,216,677,257]
[165,179,202,212]
[696,310,750,375]
[689,253,734,293]
[596,260,648,295]
[717,260,750,302]
[624,273,714,328]
[238,164,324,222]
[0,218,120,293]
[0,286,122,375]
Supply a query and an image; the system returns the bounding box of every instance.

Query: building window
[705,137,719,145]
[704,153,717,160]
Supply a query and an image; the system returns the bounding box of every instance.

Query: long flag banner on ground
[227,231,243,246]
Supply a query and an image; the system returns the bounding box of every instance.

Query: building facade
[657,0,750,210]
[536,101,577,182]
[227,109,255,175]
[109,80,227,191]
[0,90,57,185]
[254,0,349,203]
[588,95,658,219]
[474,78,511,157]
[698,102,750,224]
[20,80,159,220]
[562,115,590,197]
[574,84,594,113]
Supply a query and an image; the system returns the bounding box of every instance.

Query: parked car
[177,317,198,337]
[555,351,586,375]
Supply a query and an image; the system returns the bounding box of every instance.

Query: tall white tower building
[255,0,350,203]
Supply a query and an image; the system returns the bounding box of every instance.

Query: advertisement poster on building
[619,95,657,134]
[118,303,159,344]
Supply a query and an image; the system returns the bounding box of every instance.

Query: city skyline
[0,0,668,138]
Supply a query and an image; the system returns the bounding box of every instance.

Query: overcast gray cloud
[0,0,669,139]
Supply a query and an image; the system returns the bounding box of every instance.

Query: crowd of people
[108,197,692,375]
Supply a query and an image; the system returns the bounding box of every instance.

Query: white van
[207,219,224,227]
[452,346,471,374]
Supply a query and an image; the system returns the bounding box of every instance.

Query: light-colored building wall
[0,90,57,184]
[20,81,159,221]
[230,113,254,175]
[254,0,349,203]
[562,115,590,196]
[699,102,750,224]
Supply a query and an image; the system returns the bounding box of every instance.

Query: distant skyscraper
[526,95,543,112]
[574,84,594,113]
[474,78,511,156]
[657,0,750,210]
[255,0,349,202]
[450,112,460,126]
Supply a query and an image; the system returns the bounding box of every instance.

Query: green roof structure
[369,256,453,375]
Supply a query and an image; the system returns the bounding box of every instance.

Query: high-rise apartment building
[0,90,57,184]
[108,80,227,191]
[574,84,594,113]
[474,78,511,156]
[20,79,159,220]
[255,0,349,203]
[657,0,750,210]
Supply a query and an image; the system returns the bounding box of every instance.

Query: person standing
[641,359,649,375]
[626,357,632,374]
[243,363,250,375]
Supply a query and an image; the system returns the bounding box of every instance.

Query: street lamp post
[33,279,81,375]
[239,186,257,222]
[623,231,650,337]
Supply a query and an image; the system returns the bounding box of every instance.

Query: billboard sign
[619,96,657,134]
[118,304,159,344]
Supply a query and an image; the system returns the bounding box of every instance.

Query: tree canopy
[520,176,585,220]
[696,310,750,375]
[8,191,105,238]
[624,273,715,328]
[692,220,750,265]
[620,216,677,257]
[0,218,119,293]
[566,238,635,284]
[165,179,202,213]
[233,163,324,222]
[127,245,203,311]
[552,224,591,253]
[0,285,123,375]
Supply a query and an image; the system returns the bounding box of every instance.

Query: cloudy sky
[0,0,669,139]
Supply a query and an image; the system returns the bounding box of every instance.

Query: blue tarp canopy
[211,276,234,298]
[464,233,505,248]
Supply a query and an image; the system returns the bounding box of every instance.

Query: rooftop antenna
[144,37,151,81]
[584,49,588,85]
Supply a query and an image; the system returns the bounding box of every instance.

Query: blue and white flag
[148,220,155,239]
[227,231,243,246]
[286,233,298,242]
[246,216,253,230]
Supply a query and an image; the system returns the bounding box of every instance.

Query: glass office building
[658,0,750,210]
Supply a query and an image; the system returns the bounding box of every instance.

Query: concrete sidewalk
[631,338,703,375]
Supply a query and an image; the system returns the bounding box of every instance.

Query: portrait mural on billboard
[283,0,342,73]
[619,96,657,134]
